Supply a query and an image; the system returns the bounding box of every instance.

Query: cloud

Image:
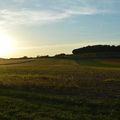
[0,8,110,26]
[0,0,116,27]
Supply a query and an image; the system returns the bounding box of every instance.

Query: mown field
[0,58,120,120]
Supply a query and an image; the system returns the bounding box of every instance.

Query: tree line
[72,45,120,55]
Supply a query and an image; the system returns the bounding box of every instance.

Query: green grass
[0,88,119,120]
[0,58,119,120]
[76,59,120,68]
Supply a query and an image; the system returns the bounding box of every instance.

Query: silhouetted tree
[20,56,28,59]
[36,55,49,59]
[72,45,120,55]
[54,53,66,58]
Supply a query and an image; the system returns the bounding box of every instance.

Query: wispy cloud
[0,8,104,25]
[0,0,116,26]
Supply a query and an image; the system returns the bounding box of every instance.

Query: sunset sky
[0,0,120,58]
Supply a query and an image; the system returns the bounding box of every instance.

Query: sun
[0,35,13,57]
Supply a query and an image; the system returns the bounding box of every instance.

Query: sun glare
[0,35,14,58]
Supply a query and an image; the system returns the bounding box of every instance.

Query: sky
[0,0,120,58]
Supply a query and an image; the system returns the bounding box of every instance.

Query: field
[0,58,120,120]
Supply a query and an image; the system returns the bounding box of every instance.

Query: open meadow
[0,58,119,120]
[0,0,120,119]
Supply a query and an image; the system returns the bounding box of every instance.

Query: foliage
[72,45,120,58]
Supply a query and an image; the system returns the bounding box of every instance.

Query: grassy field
[0,58,120,120]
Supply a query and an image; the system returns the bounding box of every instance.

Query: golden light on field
[0,35,14,57]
